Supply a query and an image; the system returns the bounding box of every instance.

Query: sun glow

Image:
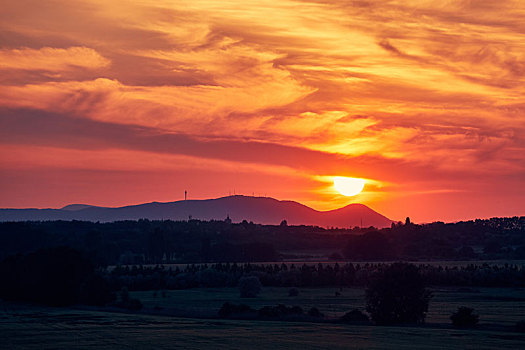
[333,177,366,197]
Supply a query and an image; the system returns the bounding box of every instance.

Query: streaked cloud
[0,46,109,71]
[1,0,524,221]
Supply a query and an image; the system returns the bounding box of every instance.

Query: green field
[132,286,525,326]
[2,287,525,349]
[1,310,524,350]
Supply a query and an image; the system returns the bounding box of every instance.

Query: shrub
[120,287,130,304]
[126,298,143,311]
[114,286,142,310]
[258,304,303,318]
[340,309,370,324]
[289,305,303,315]
[366,263,432,325]
[238,275,262,298]
[515,320,525,333]
[79,274,115,306]
[218,302,256,318]
[451,307,479,328]
[288,287,299,297]
[307,307,324,318]
[344,232,393,260]
[0,247,111,307]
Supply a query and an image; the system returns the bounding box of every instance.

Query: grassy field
[133,286,525,326]
[2,287,525,349]
[2,305,525,349]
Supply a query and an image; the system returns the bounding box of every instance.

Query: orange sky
[1,0,525,222]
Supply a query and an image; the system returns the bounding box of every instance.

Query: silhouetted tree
[238,275,262,298]
[288,287,299,297]
[115,286,143,310]
[258,304,303,318]
[79,274,115,306]
[366,263,431,325]
[458,246,477,259]
[148,228,167,262]
[308,307,324,318]
[218,302,256,318]
[451,307,479,328]
[483,240,502,255]
[3,216,525,265]
[515,320,525,333]
[344,231,393,260]
[120,287,130,304]
[0,246,111,306]
[340,309,369,324]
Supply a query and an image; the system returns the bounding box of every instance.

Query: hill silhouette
[61,204,97,211]
[0,195,392,228]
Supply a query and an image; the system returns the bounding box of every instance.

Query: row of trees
[0,247,113,306]
[2,216,525,264]
[232,263,479,327]
[0,248,513,328]
[108,261,525,291]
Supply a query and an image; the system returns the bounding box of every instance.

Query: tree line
[107,261,525,291]
[1,216,525,264]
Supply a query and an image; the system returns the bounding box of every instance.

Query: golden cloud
[0,47,110,71]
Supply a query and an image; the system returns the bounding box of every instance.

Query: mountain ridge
[0,195,392,228]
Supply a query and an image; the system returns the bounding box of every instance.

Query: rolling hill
[0,195,392,228]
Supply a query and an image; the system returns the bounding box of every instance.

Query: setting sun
[1,0,525,223]
[333,177,366,197]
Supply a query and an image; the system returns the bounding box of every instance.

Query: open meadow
[132,286,525,326]
[2,287,525,349]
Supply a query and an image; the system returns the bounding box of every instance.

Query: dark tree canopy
[451,307,479,328]
[366,263,432,325]
[344,231,392,260]
[0,246,113,306]
[238,275,262,298]
[2,216,525,264]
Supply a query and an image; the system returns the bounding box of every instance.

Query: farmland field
[133,286,525,326]
[2,287,525,349]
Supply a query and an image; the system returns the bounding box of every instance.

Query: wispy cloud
[1,0,524,221]
[0,46,109,71]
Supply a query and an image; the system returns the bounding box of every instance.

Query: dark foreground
[2,306,525,350]
[3,286,525,350]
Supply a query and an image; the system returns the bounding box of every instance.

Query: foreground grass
[2,304,525,350]
[2,287,525,349]
[134,286,525,326]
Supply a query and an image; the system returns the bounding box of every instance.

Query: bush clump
[307,307,324,318]
[126,298,143,311]
[78,274,115,306]
[238,275,262,298]
[340,309,369,324]
[515,320,525,333]
[114,287,143,310]
[288,287,299,297]
[366,263,432,325]
[451,307,479,328]
[0,246,113,307]
[218,302,256,318]
[258,304,303,318]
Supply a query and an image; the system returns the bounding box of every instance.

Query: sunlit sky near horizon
[1,0,525,222]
